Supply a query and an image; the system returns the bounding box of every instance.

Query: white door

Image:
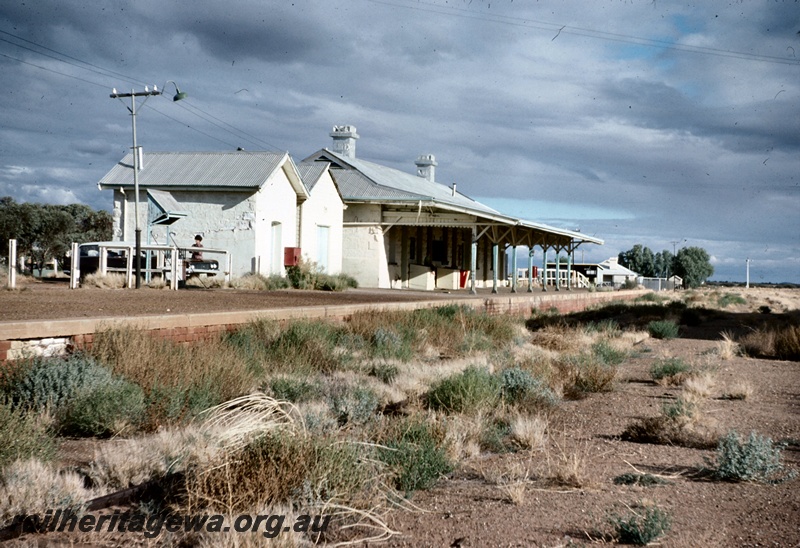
[271,222,282,274]
[317,225,330,273]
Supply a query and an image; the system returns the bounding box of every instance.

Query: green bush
[368,363,400,384]
[717,293,747,308]
[591,340,628,366]
[378,419,452,496]
[4,354,116,410]
[499,367,559,408]
[650,357,691,381]
[711,430,796,484]
[559,354,617,397]
[427,366,501,413]
[269,377,319,403]
[610,504,671,545]
[0,399,56,468]
[267,320,350,373]
[60,379,146,437]
[648,320,680,339]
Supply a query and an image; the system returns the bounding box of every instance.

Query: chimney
[330,125,359,159]
[415,154,437,182]
[451,182,457,196]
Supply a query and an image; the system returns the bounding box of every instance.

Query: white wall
[112,165,302,279]
[342,204,390,288]
[299,170,344,274]
[115,188,260,277]
[253,167,300,276]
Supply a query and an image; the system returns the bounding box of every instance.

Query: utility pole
[110,83,186,287]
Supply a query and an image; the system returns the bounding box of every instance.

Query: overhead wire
[364,0,800,67]
[0,28,283,151]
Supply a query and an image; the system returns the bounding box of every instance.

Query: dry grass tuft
[509,412,548,451]
[200,392,302,454]
[0,458,90,524]
[721,380,754,401]
[81,272,127,289]
[716,332,740,360]
[683,371,716,399]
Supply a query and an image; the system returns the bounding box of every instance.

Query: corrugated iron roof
[306,148,602,245]
[297,161,329,192]
[98,151,289,189]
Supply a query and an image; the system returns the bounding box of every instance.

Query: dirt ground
[0,278,474,322]
[2,284,799,547]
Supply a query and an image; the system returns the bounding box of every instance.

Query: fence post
[7,239,16,289]
[70,242,80,289]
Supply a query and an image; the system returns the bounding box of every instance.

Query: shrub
[591,340,628,366]
[479,417,514,453]
[378,418,452,495]
[230,273,289,290]
[648,320,679,339]
[329,384,380,426]
[368,363,399,384]
[622,278,639,290]
[610,503,670,545]
[59,379,146,437]
[4,354,116,410]
[0,400,56,469]
[427,366,501,414]
[711,430,796,484]
[650,357,692,383]
[499,367,559,408]
[557,354,617,397]
[717,293,746,308]
[371,327,412,360]
[187,431,381,513]
[269,377,319,403]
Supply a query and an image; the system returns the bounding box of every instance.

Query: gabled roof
[304,148,602,246]
[98,151,308,199]
[297,161,330,193]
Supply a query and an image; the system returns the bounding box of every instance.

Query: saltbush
[610,504,671,545]
[499,367,559,408]
[378,419,452,496]
[711,430,796,484]
[329,385,380,426]
[647,319,680,340]
[4,354,116,410]
[59,379,146,437]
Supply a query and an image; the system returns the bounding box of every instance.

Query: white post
[171,246,178,290]
[226,252,233,285]
[746,258,750,289]
[99,246,108,276]
[8,239,16,289]
[70,242,80,289]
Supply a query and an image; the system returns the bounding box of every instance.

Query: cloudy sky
[1,0,798,282]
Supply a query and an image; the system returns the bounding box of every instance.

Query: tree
[673,247,714,288]
[618,244,656,277]
[653,250,674,278]
[0,197,112,273]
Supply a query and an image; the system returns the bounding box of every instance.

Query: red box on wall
[284,247,301,267]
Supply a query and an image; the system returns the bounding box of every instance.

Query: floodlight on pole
[110,82,187,288]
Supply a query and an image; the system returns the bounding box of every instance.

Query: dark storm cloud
[0,0,797,282]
